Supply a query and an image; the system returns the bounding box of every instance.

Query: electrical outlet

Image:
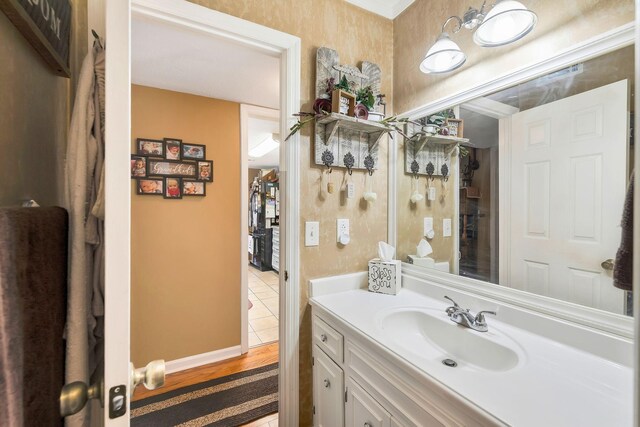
[424,217,433,236]
[346,182,355,199]
[443,218,452,237]
[305,221,319,246]
[337,219,349,242]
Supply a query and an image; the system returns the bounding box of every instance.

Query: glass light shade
[420,33,467,74]
[473,0,537,47]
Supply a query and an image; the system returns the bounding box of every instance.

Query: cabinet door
[346,377,391,427]
[313,346,345,427]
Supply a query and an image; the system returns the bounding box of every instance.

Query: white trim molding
[165,346,242,374]
[128,1,301,425]
[344,0,415,20]
[400,22,634,121]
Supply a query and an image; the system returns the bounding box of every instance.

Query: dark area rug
[131,363,278,426]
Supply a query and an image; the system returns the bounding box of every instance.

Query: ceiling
[344,0,415,19]
[248,116,280,169]
[131,16,280,109]
[460,108,499,149]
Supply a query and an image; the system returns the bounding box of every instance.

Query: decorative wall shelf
[314,47,385,172]
[404,122,469,178]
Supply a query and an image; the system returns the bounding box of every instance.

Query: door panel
[313,346,344,427]
[345,377,390,427]
[508,80,628,313]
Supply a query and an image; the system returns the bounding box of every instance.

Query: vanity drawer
[313,316,344,363]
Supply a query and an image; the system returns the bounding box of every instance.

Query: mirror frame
[391,22,635,339]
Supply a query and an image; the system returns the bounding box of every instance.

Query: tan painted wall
[0,0,87,207]
[130,85,241,366]
[394,0,634,271]
[187,1,393,423]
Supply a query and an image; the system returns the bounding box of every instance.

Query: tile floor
[248,265,279,347]
[241,412,278,427]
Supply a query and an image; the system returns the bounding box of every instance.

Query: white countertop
[310,287,633,427]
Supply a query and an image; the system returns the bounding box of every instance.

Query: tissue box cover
[368,259,401,295]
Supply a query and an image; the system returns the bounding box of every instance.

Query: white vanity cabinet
[345,377,391,427]
[312,307,500,427]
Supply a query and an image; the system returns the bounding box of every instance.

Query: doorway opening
[243,105,281,348]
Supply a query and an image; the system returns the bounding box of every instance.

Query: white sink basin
[376,307,524,372]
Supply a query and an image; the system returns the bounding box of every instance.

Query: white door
[313,346,345,427]
[507,80,628,313]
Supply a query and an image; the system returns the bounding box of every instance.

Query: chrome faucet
[444,296,496,332]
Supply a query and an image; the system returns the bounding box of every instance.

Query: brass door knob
[130,360,166,398]
[601,259,615,271]
[60,377,103,417]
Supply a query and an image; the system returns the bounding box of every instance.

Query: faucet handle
[474,310,496,327]
[444,296,460,316]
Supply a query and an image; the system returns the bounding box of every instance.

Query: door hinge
[312,357,314,366]
[313,405,315,415]
[284,270,289,281]
[345,388,348,402]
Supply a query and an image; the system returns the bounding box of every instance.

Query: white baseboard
[165,345,242,374]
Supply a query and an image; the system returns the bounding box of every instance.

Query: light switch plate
[305,221,319,246]
[337,219,349,242]
[424,217,433,236]
[428,187,436,200]
[443,218,452,237]
[346,182,355,199]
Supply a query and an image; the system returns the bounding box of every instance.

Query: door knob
[60,377,103,417]
[601,259,615,271]
[130,360,166,398]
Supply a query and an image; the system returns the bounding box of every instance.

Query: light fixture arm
[442,16,463,34]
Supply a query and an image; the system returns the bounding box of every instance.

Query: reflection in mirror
[398,45,634,316]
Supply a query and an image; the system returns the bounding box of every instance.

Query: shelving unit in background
[249,180,279,271]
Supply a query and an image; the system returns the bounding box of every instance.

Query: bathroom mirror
[396,43,634,318]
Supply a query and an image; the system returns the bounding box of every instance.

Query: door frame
[106,0,301,424]
[240,104,281,354]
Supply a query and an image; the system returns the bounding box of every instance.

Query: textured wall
[394,0,634,272]
[130,85,241,366]
[186,1,393,424]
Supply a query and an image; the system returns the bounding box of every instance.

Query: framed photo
[197,160,214,182]
[147,159,197,178]
[136,178,163,195]
[182,143,206,160]
[164,177,182,199]
[446,118,464,138]
[332,89,356,116]
[136,138,165,157]
[183,180,206,196]
[164,138,182,160]
[131,155,147,178]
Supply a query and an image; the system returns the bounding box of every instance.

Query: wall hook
[321,149,334,173]
[343,152,355,176]
[441,163,449,182]
[364,154,375,176]
[426,161,435,182]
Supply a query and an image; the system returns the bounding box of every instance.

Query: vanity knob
[364,423,372,427]
[320,334,327,342]
[324,379,330,388]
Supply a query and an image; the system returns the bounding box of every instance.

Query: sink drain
[442,358,457,368]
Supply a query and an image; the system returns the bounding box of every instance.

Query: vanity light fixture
[420,0,537,74]
[249,135,280,158]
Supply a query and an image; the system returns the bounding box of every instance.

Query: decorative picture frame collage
[131,138,213,199]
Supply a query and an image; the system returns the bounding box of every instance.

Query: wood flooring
[132,342,279,401]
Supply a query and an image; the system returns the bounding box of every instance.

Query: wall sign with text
[0,0,72,77]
